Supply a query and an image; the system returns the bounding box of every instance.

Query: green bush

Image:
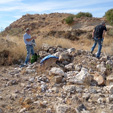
[76,12,92,18]
[105,9,113,25]
[65,16,74,25]
[108,28,113,36]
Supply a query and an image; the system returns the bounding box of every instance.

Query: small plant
[106,64,112,71]
[76,12,92,18]
[107,28,113,36]
[65,15,74,25]
[105,9,113,25]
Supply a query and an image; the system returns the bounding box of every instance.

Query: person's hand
[102,38,104,42]
[32,36,37,39]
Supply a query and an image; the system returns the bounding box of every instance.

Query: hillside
[2,13,111,38]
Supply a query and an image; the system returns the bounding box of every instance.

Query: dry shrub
[0,33,113,65]
[35,37,76,49]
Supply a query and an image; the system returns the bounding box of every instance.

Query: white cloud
[0,0,113,13]
[13,15,22,19]
[0,0,22,4]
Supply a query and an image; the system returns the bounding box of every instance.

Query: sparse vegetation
[65,15,74,25]
[107,28,113,36]
[105,9,113,25]
[76,12,92,18]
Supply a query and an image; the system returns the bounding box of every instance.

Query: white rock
[19,108,26,113]
[104,85,113,94]
[96,63,106,74]
[65,63,74,71]
[55,104,76,113]
[49,67,64,76]
[41,84,47,92]
[74,64,82,71]
[106,74,113,86]
[63,85,76,93]
[68,68,93,85]
[29,77,35,83]
[46,108,52,113]
[67,48,76,55]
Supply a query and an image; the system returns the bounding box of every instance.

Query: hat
[25,28,30,32]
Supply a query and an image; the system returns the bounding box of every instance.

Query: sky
[0,0,113,30]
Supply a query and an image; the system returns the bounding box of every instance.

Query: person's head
[26,28,30,34]
[101,21,106,26]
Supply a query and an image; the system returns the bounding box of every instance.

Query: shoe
[96,57,100,59]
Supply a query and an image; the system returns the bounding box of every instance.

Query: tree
[105,9,113,25]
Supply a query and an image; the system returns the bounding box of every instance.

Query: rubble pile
[0,44,113,113]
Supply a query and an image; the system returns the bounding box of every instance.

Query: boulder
[74,64,82,71]
[106,74,113,86]
[93,73,105,85]
[42,43,50,51]
[49,67,64,76]
[65,63,75,71]
[66,48,76,55]
[96,63,107,74]
[54,76,63,84]
[63,85,76,93]
[59,52,70,62]
[39,51,50,57]
[67,68,93,85]
[55,104,76,113]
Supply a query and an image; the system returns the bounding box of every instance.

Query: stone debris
[0,45,113,113]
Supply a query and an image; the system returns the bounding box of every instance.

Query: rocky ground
[0,44,113,113]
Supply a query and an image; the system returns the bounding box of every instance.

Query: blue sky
[0,0,113,30]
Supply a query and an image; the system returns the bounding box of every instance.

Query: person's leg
[31,45,35,55]
[91,38,97,53]
[25,45,31,64]
[96,38,103,58]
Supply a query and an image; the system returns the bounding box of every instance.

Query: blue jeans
[91,37,103,58]
[25,45,34,64]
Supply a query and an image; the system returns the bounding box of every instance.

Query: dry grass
[0,34,113,65]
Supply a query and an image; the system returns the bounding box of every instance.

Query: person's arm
[26,36,37,42]
[92,29,94,38]
[102,30,106,39]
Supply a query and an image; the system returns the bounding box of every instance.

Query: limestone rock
[74,64,82,71]
[63,85,76,93]
[93,73,105,85]
[66,48,76,55]
[96,63,107,74]
[106,74,113,86]
[39,51,50,57]
[49,67,64,76]
[59,52,70,62]
[55,104,76,113]
[54,76,63,84]
[42,43,50,51]
[65,63,75,71]
[67,68,93,85]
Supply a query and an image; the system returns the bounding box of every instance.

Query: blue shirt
[23,33,33,45]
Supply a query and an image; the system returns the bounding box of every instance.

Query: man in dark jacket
[91,21,107,58]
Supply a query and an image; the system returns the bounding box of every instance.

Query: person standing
[23,28,37,65]
[91,21,107,58]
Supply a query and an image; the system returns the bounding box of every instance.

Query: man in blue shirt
[91,21,107,59]
[23,28,37,65]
